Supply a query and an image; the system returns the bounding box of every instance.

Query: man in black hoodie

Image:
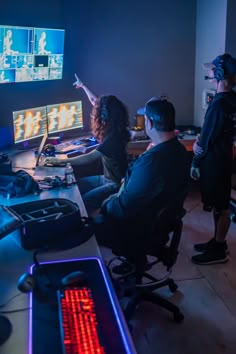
[191,53,236,265]
[94,98,189,260]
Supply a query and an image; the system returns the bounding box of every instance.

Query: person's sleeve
[96,136,114,158]
[103,155,164,219]
[192,105,224,167]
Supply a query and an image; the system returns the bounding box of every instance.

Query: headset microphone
[204,75,214,80]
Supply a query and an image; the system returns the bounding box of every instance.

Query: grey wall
[194,0,227,127]
[225,0,236,54]
[64,0,196,126]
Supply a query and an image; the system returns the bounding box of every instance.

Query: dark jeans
[78,175,120,215]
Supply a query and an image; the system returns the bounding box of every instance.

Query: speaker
[100,96,109,122]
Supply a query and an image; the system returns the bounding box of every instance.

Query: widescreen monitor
[47,101,83,134]
[13,106,47,143]
[0,25,65,84]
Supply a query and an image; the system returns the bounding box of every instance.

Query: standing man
[191,53,236,265]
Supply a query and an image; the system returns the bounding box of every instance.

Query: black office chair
[107,205,186,324]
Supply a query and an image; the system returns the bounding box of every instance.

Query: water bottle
[65,163,74,185]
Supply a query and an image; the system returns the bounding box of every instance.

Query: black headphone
[100,96,109,122]
[17,249,50,293]
[214,59,225,82]
[0,153,9,163]
[17,273,37,293]
[43,144,56,156]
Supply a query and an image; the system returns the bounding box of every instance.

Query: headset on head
[214,59,225,82]
[100,96,109,122]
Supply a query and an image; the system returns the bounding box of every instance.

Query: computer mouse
[61,271,86,286]
[17,273,36,293]
[43,161,54,167]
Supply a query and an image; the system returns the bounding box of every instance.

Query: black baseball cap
[204,53,236,76]
[137,97,175,131]
[137,96,160,116]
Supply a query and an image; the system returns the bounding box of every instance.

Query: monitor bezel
[47,100,83,135]
[12,105,47,144]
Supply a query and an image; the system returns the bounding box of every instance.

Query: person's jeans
[78,175,120,215]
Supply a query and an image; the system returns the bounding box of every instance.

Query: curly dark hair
[90,95,130,142]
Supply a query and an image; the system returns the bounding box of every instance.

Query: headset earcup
[17,273,36,293]
[100,97,109,121]
[214,67,224,81]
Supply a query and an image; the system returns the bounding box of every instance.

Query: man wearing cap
[191,53,236,265]
[94,98,189,259]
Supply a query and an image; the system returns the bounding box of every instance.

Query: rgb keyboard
[59,287,105,354]
[30,258,136,354]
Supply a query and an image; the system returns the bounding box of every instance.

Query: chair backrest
[146,205,186,270]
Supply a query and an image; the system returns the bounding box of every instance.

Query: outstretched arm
[44,149,102,167]
[73,74,97,106]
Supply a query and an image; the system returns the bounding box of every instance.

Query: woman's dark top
[97,131,129,184]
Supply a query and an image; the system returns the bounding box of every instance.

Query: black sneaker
[192,243,228,265]
[194,237,229,254]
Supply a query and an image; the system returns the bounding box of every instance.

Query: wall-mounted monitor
[13,106,47,143]
[47,101,83,134]
[0,25,65,84]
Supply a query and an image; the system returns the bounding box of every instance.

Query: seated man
[94,97,189,258]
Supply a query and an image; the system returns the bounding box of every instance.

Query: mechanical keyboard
[55,138,98,153]
[58,287,106,354]
[56,142,83,153]
[30,257,136,354]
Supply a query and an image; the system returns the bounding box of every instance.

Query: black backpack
[0,170,40,198]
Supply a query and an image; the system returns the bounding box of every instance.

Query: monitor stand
[0,315,12,345]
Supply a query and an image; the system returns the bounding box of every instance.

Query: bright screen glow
[0,25,65,84]
[13,106,47,143]
[47,101,83,134]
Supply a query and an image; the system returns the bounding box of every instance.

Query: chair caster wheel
[169,282,178,293]
[174,311,184,323]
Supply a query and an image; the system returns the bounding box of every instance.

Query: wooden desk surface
[127,135,196,157]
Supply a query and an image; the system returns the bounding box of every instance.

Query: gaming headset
[100,96,109,122]
[213,58,225,82]
[42,144,56,156]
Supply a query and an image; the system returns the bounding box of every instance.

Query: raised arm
[73,74,97,106]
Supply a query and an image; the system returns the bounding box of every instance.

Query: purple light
[27,256,136,354]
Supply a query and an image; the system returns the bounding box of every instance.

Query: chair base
[122,278,184,323]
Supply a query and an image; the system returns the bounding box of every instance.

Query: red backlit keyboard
[59,287,105,354]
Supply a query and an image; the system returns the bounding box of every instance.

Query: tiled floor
[101,184,236,354]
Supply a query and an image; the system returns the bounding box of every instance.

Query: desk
[0,151,135,353]
[127,135,196,158]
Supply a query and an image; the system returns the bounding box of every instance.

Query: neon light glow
[60,287,105,354]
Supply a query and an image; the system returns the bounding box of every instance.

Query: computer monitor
[47,100,83,134]
[12,106,47,143]
[0,25,65,84]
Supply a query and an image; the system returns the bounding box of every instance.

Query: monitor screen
[13,106,47,143]
[0,25,65,84]
[47,101,83,134]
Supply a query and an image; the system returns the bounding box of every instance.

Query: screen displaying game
[0,25,65,84]
[13,106,47,143]
[47,101,83,134]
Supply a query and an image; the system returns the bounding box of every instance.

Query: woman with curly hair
[46,75,130,215]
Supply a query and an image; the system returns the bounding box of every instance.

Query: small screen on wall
[0,25,65,84]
